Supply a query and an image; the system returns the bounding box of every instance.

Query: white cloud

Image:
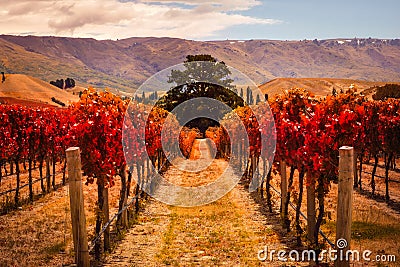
[138,0,263,11]
[0,0,281,40]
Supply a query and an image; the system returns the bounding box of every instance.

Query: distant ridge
[0,35,399,93]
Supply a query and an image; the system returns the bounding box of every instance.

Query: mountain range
[1,35,400,93]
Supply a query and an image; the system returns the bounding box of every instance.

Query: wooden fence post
[280,160,287,214]
[66,147,90,267]
[336,146,354,267]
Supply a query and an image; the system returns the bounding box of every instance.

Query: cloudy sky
[1,0,399,40]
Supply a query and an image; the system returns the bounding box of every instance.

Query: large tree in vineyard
[157,54,244,133]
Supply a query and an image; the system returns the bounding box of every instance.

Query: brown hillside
[1,35,400,93]
[0,74,78,107]
[259,78,400,97]
[0,38,134,92]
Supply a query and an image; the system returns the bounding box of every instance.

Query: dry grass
[0,38,135,93]
[267,162,400,266]
[2,145,399,266]
[0,74,78,106]
[322,182,400,266]
[259,77,400,97]
[105,140,301,267]
[156,190,273,266]
[0,164,131,266]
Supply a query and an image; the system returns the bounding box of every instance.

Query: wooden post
[280,160,287,214]
[66,147,90,267]
[306,173,316,245]
[336,146,354,267]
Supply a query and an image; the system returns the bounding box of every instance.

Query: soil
[104,139,300,266]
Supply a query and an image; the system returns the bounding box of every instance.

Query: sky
[0,0,399,41]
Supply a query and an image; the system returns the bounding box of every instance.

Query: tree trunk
[46,159,51,192]
[296,167,305,246]
[283,165,295,232]
[157,150,161,171]
[102,186,110,251]
[385,153,393,203]
[52,157,56,190]
[244,159,250,180]
[62,158,67,186]
[3,162,8,176]
[260,158,267,198]
[95,183,104,260]
[14,159,20,205]
[307,175,316,247]
[353,151,358,188]
[238,142,242,171]
[126,167,133,198]
[358,153,363,190]
[28,159,33,202]
[140,161,145,198]
[135,162,141,213]
[126,167,133,221]
[10,160,14,175]
[315,178,325,262]
[146,158,150,192]
[39,159,45,194]
[280,161,287,214]
[117,165,128,228]
[371,155,378,195]
[266,166,273,213]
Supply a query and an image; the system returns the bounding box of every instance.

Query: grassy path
[104,140,288,266]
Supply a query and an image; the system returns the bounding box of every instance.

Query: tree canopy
[157,55,244,133]
[372,84,400,100]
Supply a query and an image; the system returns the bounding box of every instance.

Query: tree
[167,55,234,88]
[246,86,254,105]
[50,79,64,89]
[142,91,146,103]
[157,54,244,132]
[65,78,75,89]
[256,94,261,104]
[50,77,75,89]
[372,84,400,100]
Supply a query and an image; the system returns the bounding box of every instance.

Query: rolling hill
[259,78,400,97]
[0,35,399,93]
[0,38,134,93]
[0,74,78,107]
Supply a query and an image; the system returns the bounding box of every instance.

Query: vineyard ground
[358,162,400,211]
[0,163,134,266]
[266,163,400,266]
[104,139,298,266]
[105,141,400,266]
[1,143,399,266]
[0,162,65,213]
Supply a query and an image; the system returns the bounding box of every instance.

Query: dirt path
[104,139,289,266]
